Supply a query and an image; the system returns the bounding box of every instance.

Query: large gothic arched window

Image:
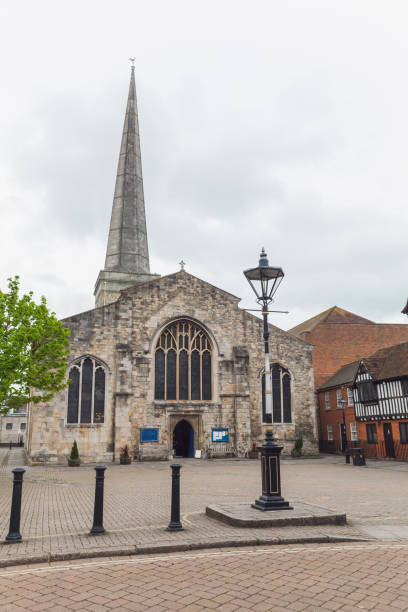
[67,357,106,424]
[154,320,212,401]
[262,363,292,424]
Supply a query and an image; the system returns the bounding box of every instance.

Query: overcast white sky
[1,0,407,329]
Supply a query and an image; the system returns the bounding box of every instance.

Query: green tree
[0,276,70,413]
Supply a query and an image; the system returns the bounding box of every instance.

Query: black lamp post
[339,398,350,463]
[244,248,292,511]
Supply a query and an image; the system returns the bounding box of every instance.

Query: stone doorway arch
[173,419,194,458]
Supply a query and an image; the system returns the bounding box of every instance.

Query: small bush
[291,436,303,458]
[69,440,80,462]
[120,444,130,458]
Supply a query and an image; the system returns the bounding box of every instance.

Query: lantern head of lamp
[244,248,284,308]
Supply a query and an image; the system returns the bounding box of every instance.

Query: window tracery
[154,320,212,401]
[262,363,292,423]
[67,357,106,424]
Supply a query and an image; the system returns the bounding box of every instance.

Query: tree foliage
[0,276,70,413]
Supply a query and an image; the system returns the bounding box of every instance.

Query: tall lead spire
[94,64,159,307]
[105,64,149,273]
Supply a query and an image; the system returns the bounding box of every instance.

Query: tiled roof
[363,342,408,380]
[288,306,374,337]
[318,361,360,390]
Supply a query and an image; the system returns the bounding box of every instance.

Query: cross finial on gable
[179,260,186,271]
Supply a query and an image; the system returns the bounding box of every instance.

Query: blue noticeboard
[212,428,229,443]
[140,428,159,443]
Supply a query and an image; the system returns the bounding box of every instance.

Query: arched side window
[262,364,292,424]
[154,320,212,401]
[67,357,106,424]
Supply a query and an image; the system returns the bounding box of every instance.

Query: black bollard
[167,463,183,531]
[90,465,107,535]
[5,467,26,543]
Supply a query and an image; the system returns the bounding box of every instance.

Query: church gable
[121,270,240,306]
[121,269,311,355]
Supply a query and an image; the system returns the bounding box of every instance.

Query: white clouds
[0,0,408,327]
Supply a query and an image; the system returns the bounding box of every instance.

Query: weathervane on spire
[129,57,136,67]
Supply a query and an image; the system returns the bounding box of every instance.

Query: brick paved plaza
[1,449,408,609]
[2,542,408,611]
[1,448,408,566]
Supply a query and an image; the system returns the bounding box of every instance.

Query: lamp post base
[252,496,293,511]
[252,428,293,512]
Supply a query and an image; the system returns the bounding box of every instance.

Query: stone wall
[26,271,317,464]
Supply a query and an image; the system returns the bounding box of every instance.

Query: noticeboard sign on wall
[212,428,229,443]
[140,428,159,443]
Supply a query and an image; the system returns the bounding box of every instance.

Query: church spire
[94,63,159,307]
[105,63,150,273]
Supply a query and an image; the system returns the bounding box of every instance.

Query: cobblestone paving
[1,542,408,611]
[1,449,408,565]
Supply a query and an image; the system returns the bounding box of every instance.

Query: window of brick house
[336,389,343,408]
[67,356,106,424]
[399,422,408,444]
[327,424,333,441]
[5,423,12,430]
[347,388,354,406]
[366,423,378,444]
[350,422,358,442]
[324,392,331,410]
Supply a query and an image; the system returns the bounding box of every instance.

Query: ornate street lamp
[244,248,292,511]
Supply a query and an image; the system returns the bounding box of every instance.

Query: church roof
[104,65,150,275]
[288,306,374,337]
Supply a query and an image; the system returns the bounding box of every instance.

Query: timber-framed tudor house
[318,342,408,460]
[352,342,408,459]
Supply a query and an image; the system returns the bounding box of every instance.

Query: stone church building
[26,67,317,464]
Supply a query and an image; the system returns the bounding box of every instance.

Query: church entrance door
[173,420,194,458]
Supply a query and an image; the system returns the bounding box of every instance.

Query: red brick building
[318,343,408,460]
[289,306,408,389]
[316,362,359,454]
